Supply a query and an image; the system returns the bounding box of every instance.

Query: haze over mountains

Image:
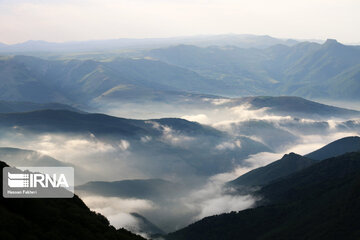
[0,36,359,108]
[0,34,360,238]
[0,34,300,52]
[75,136,360,235]
[147,39,360,100]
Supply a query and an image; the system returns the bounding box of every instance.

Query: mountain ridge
[166,151,360,240]
[229,136,360,188]
[0,161,146,240]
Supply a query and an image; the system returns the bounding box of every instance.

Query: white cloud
[181,114,210,124]
[195,194,254,220]
[81,195,155,235]
[81,195,155,214]
[140,135,152,143]
[147,121,195,147]
[183,175,255,221]
[119,139,130,151]
[215,139,242,150]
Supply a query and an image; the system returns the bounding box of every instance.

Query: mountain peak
[323,38,342,47]
[282,152,301,159]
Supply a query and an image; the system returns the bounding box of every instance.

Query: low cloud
[119,139,130,151]
[147,121,195,147]
[184,175,255,221]
[81,195,155,237]
[215,139,242,150]
[0,100,358,235]
[181,114,210,124]
[79,174,256,233]
[81,195,155,215]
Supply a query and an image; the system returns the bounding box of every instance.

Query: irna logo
[3,167,74,198]
[7,172,69,188]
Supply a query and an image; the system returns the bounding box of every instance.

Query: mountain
[306,136,360,160]
[279,40,360,100]
[0,147,93,184]
[229,136,360,188]
[228,153,316,188]
[130,213,165,236]
[0,55,219,104]
[0,109,152,135]
[0,109,270,177]
[0,109,222,137]
[0,147,67,167]
[94,84,221,105]
[148,40,360,100]
[166,152,360,240]
[148,44,271,96]
[0,161,145,240]
[2,40,360,104]
[230,96,360,118]
[0,34,299,52]
[0,101,80,113]
[257,152,360,205]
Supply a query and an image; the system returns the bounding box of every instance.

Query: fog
[80,173,256,233]
[0,99,359,235]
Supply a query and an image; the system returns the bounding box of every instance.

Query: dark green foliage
[0,161,146,240]
[167,152,360,240]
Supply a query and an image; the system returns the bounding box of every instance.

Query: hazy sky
[0,0,359,44]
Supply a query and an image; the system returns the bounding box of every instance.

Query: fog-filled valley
[1,34,360,239]
[0,95,359,235]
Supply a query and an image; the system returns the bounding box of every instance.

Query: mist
[0,99,359,235]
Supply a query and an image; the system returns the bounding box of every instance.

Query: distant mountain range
[0,38,359,103]
[0,34,300,52]
[0,55,220,104]
[1,33,360,239]
[147,39,360,100]
[222,96,360,119]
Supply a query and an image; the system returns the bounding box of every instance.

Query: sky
[0,0,359,44]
